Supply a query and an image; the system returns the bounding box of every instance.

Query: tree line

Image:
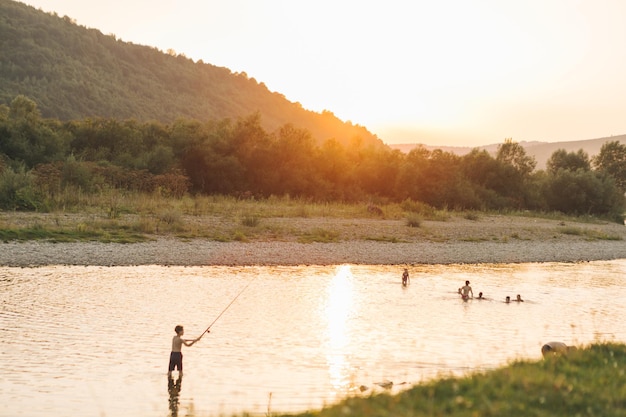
[1,95,625,220]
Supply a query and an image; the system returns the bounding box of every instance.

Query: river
[1,260,625,416]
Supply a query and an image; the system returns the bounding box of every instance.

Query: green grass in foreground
[272,343,626,417]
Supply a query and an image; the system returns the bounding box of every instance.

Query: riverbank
[282,343,626,417]
[1,213,624,266]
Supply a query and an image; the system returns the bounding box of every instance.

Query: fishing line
[198,275,256,339]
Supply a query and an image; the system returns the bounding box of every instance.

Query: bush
[406,213,422,227]
[0,165,43,210]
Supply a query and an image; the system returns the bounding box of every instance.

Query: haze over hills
[390,134,626,170]
[0,0,383,148]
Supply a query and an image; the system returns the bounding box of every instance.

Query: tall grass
[558,226,622,241]
[1,190,622,243]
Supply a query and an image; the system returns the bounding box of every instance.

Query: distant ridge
[389,134,626,170]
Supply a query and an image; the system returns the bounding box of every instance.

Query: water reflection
[167,376,182,417]
[324,265,355,395]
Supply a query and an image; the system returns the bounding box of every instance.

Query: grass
[269,342,626,417]
[0,191,624,244]
[558,226,623,241]
[0,222,147,243]
[298,228,340,243]
[365,236,407,243]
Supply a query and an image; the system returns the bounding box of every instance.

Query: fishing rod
[197,276,256,340]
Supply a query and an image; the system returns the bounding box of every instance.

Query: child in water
[402,268,410,286]
[168,325,205,378]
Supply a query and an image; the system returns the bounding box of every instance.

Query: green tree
[228,113,274,194]
[496,138,537,176]
[314,138,353,200]
[144,145,175,175]
[8,95,41,122]
[0,96,67,167]
[546,149,591,174]
[495,139,538,208]
[459,149,509,209]
[542,169,625,217]
[592,141,626,192]
[180,144,242,194]
[395,146,430,203]
[352,146,402,200]
[266,123,318,197]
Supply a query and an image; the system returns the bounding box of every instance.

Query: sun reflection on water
[323,264,357,396]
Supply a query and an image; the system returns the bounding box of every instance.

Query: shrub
[0,165,42,210]
[406,213,422,228]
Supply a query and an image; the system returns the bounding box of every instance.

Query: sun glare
[323,265,356,393]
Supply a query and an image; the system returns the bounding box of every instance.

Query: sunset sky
[19,0,626,146]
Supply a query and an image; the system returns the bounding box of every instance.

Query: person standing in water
[460,280,473,300]
[168,325,204,378]
[402,268,410,286]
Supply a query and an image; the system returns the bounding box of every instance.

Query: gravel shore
[1,214,625,267]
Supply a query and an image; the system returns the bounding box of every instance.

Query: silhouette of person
[460,281,473,300]
[402,268,410,286]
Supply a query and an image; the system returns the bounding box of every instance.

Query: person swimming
[541,341,577,358]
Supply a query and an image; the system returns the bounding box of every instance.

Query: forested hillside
[0,0,382,148]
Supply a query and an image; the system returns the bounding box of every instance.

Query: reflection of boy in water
[460,280,473,300]
[168,325,201,378]
[168,376,182,417]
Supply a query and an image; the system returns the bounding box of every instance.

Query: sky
[18,0,626,147]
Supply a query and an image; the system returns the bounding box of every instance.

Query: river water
[1,260,625,417]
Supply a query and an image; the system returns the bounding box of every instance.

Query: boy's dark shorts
[169,352,183,371]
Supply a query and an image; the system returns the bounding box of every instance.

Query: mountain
[390,134,626,170]
[0,0,384,148]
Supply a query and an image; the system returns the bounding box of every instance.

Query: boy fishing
[168,325,207,378]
